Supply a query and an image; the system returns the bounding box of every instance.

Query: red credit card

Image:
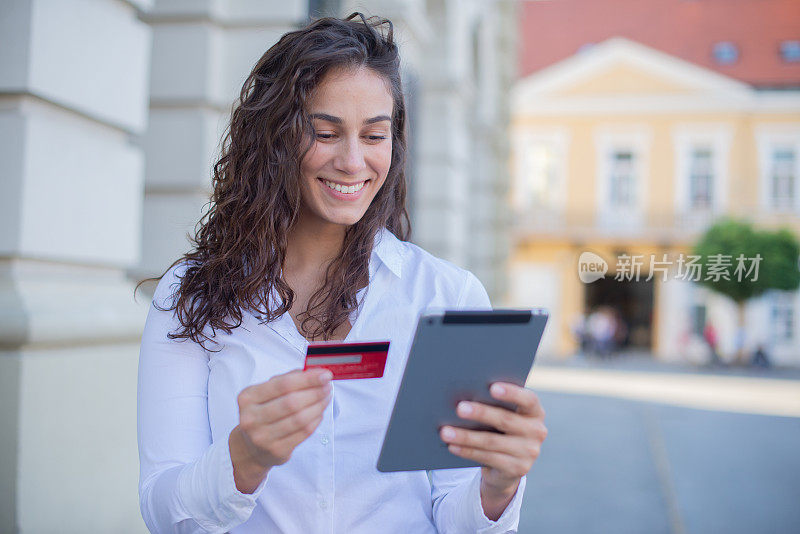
[303,341,390,380]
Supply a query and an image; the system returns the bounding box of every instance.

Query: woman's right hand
[229,368,333,492]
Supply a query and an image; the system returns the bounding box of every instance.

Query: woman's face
[298,66,394,228]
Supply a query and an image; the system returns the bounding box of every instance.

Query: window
[772,300,795,343]
[512,130,568,215]
[689,148,714,209]
[673,126,731,216]
[756,125,800,211]
[712,42,739,65]
[595,127,650,226]
[609,151,636,208]
[771,147,796,209]
[515,143,559,210]
[780,41,800,63]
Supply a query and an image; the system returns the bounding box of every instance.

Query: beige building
[508,38,800,365]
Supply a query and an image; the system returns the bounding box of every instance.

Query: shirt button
[319,500,328,510]
[321,434,329,445]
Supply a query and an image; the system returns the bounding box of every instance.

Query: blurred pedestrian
[588,307,615,358]
[610,308,628,352]
[703,320,721,365]
[570,313,589,356]
[752,344,771,368]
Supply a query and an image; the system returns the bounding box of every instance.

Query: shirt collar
[371,227,405,279]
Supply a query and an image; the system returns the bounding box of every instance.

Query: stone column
[137,0,309,280]
[0,0,152,531]
[412,0,473,267]
[469,0,518,301]
[344,0,515,301]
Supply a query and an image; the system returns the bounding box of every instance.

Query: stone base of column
[0,259,149,533]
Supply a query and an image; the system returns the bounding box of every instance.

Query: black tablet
[377,308,549,472]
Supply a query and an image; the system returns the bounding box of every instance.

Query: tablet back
[377,309,548,472]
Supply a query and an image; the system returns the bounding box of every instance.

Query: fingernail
[491,383,506,396]
[441,427,456,440]
[457,401,473,415]
[319,370,333,384]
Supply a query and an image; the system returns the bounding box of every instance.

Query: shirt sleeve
[429,270,527,533]
[430,468,527,533]
[137,263,269,533]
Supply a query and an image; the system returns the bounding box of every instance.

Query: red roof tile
[518,0,800,88]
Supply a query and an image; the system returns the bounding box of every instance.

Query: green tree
[693,218,800,364]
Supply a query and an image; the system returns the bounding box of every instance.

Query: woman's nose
[333,137,367,175]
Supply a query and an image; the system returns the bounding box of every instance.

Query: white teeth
[323,179,366,194]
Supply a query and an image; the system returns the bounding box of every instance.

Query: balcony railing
[511,208,800,243]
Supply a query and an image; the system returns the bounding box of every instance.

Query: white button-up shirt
[137,227,527,533]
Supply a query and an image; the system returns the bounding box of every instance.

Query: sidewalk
[536,350,800,380]
[528,352,800,418]
[517,353,800,534]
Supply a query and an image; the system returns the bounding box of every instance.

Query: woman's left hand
[439,383,547,504]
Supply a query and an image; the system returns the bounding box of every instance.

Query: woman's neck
[284,212,347,276]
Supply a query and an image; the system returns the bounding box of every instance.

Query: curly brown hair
[135,13,411,351]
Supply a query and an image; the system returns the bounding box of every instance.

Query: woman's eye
[315,133,387,142]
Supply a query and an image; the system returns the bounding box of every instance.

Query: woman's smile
[318,177,370,200]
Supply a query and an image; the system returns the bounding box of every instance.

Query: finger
[240,368,333,405]
[455,401,532,435]
[439,426,530,457]
[262,392,331,441]
[259,413,326,464]
[264,368,333,401]
[447,444,531,478]
[254,382,332,424]
[274,412,325,453]
[489,383,545,418]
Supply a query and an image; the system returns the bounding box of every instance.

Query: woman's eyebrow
[310,113,391,125]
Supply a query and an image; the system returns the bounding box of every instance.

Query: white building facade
[0,0,517,531]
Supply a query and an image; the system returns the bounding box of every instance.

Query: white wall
[0,0,153,531]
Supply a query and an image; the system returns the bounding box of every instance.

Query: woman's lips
[318,177,369,201]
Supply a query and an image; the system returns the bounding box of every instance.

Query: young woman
[137,13,547,533]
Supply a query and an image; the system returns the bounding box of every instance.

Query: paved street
[517,359,800,534]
